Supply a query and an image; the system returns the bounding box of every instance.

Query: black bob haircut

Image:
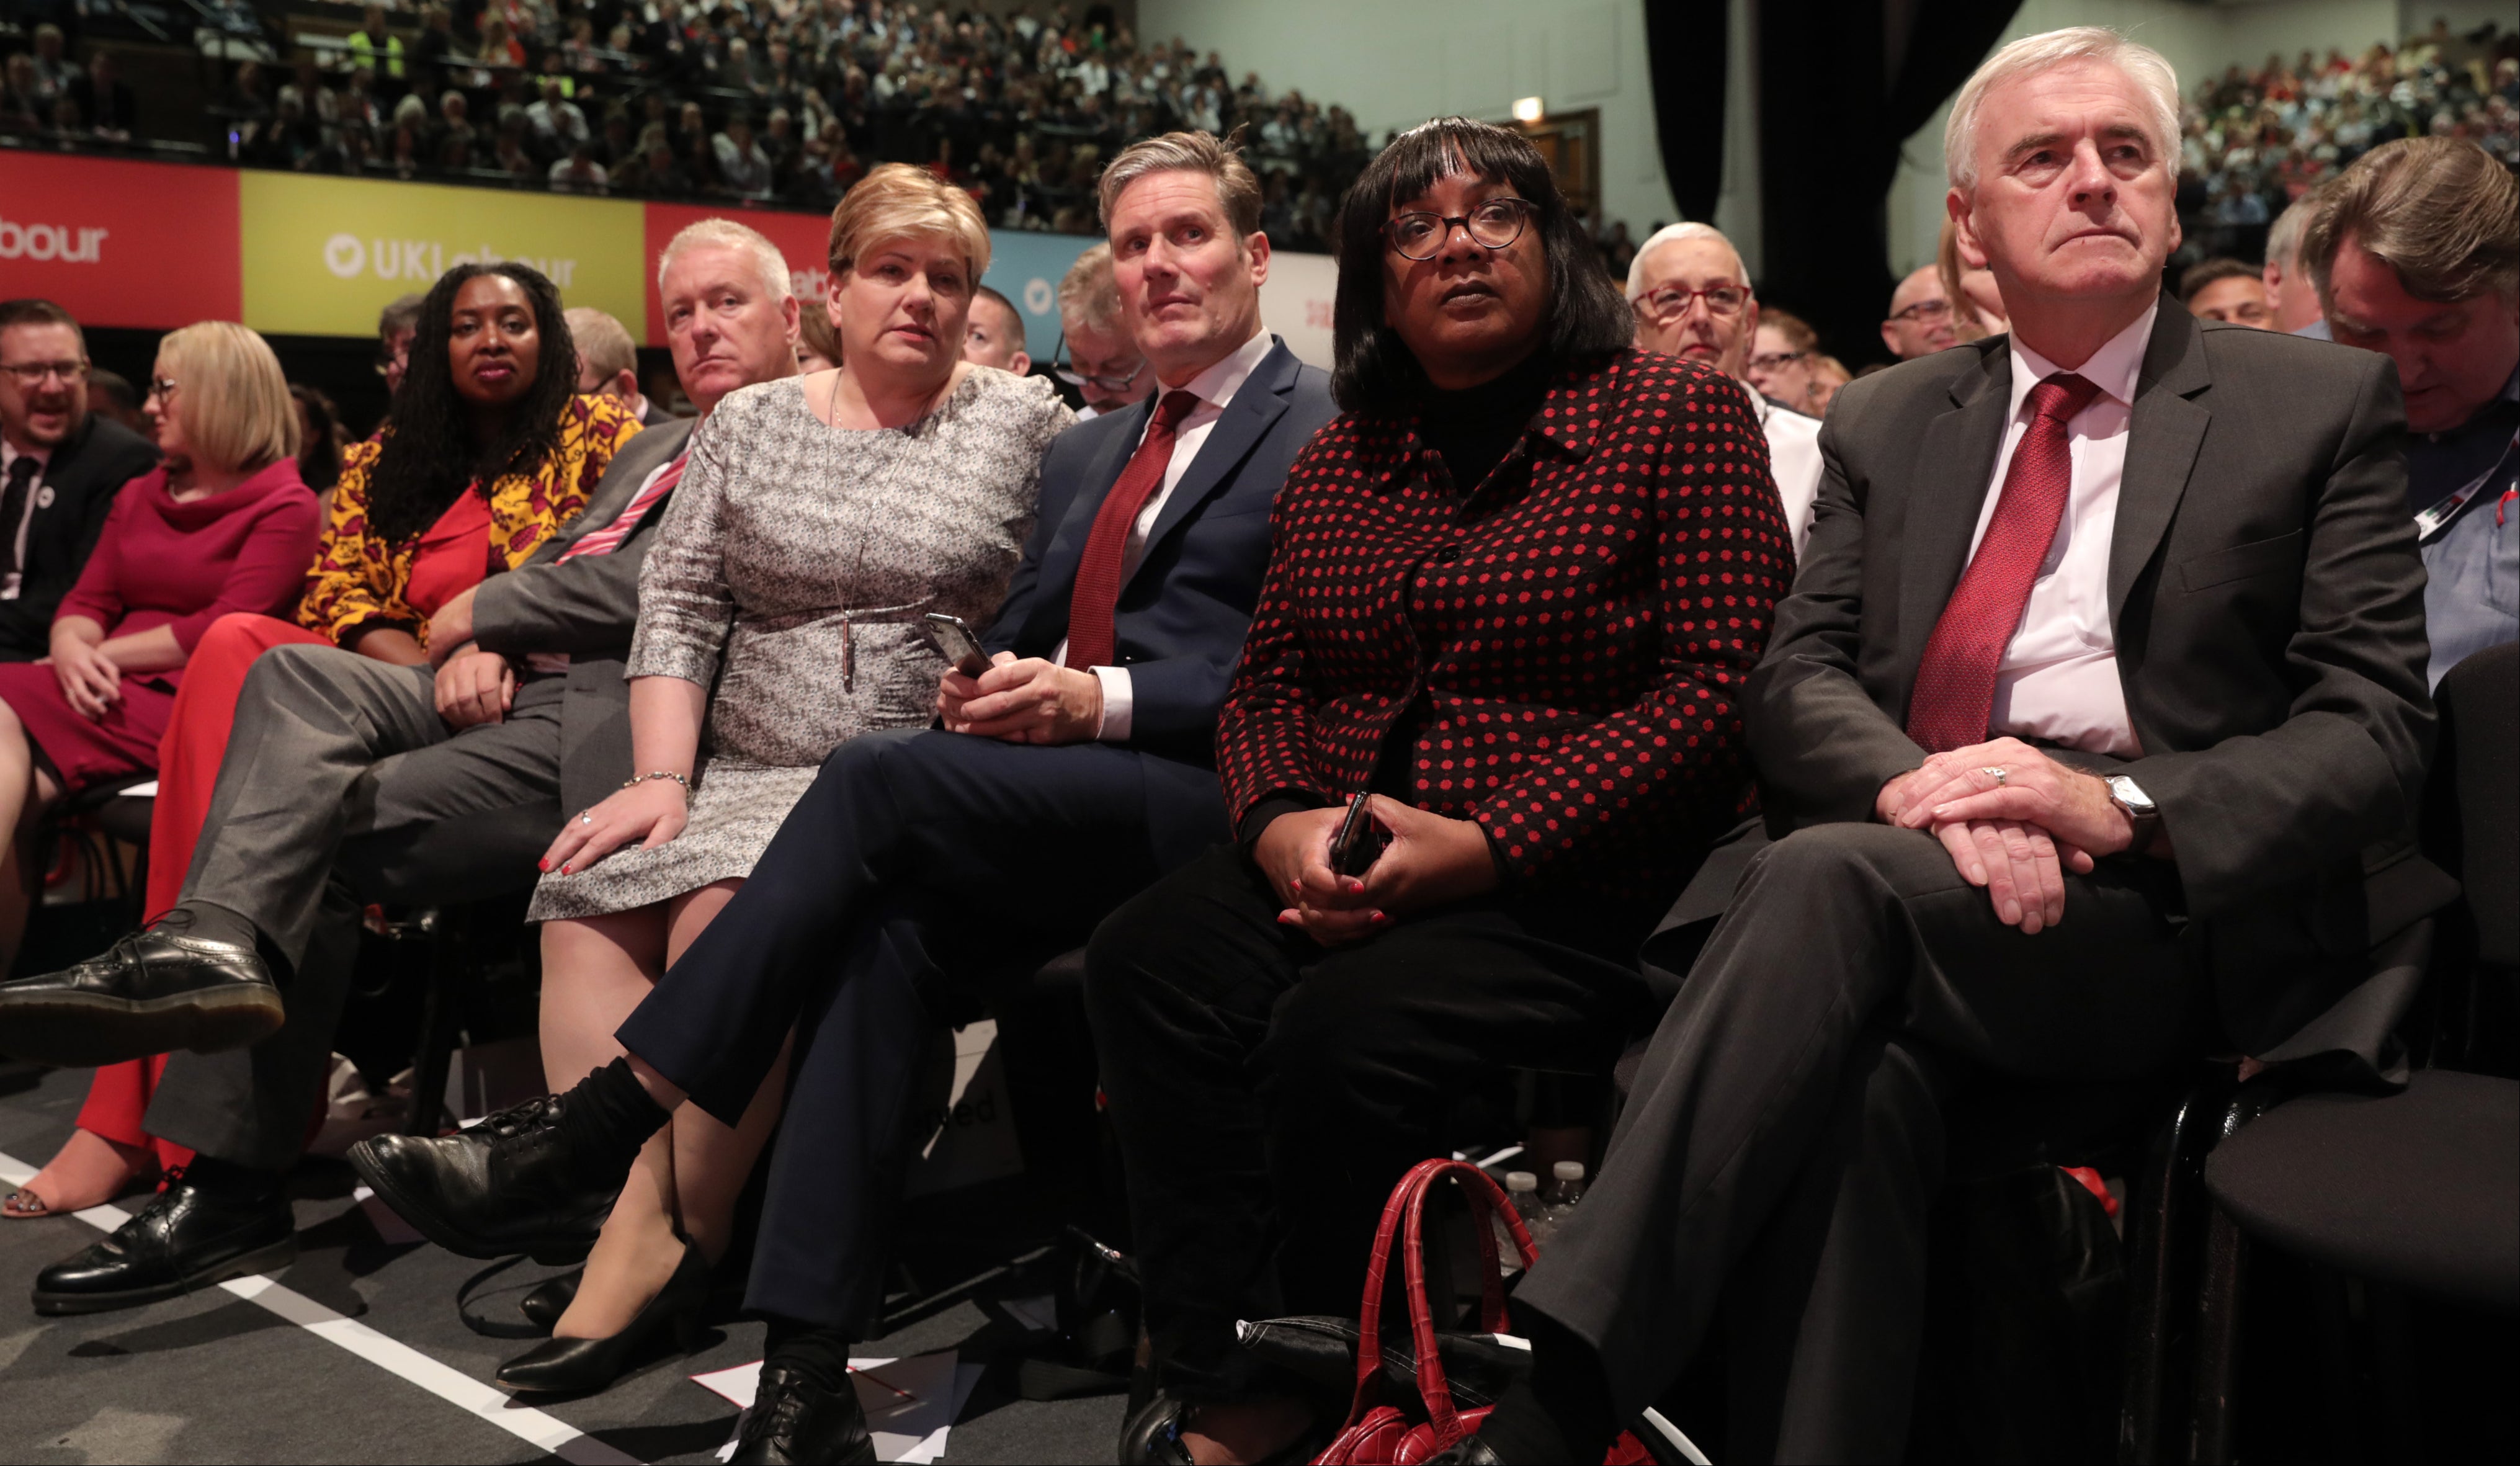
[1330,117,1634,415]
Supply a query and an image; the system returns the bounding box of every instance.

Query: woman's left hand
[50,640,122,721]
[1356,796,1501,922]
[539,777,690,875]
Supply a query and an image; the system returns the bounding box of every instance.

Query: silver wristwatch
[2104,774,2160,846]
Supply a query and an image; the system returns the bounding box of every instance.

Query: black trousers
[1511,822,2210,1464]
[1084,843,1662,1401]
[615,727,1226,1335]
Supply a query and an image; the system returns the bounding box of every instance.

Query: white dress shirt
[0,437,53,601]
[1748,390,1823,563]
[1056,328,1275,741]
[1968,303,2156,758]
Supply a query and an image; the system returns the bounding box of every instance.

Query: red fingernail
[537,859,549,872]
[1369,911,1390,925]
[561,865,573,875]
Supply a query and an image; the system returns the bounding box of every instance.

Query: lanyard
[2413,425,2520,542]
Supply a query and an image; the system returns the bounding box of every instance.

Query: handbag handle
[1344,1158,1542,1444]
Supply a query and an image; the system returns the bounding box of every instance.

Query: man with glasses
[1055,241,1154,419]
[1880,262,1961,359]
[1627,223,1822,559]
[0,300,158,664]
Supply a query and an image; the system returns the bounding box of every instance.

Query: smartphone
[1329,790,1387,877]
[921,612,994,677]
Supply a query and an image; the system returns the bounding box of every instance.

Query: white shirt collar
[1159,329,1274,415]
[2007,302,2156,420]
[0,437,49,475]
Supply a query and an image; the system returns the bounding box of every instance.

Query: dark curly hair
[363,262,578,544]
[1329,118,1634,416]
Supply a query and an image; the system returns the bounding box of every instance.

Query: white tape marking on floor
[0,1150,638,1465]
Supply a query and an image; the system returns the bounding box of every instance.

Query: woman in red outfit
[0,321,319,1218]
[1084,118,1794,1462]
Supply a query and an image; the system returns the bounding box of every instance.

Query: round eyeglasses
[1051,332,1148,394]
[1384,197,1535,261]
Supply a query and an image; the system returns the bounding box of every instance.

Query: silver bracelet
[622,771,692,802]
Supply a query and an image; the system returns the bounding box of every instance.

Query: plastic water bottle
[1544,1160,1588,1210]
[1499,1170,1543,1261]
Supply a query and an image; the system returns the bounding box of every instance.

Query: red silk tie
[1905,372,2103,754]
[1063,390,1200,671]
[556,454,686,562]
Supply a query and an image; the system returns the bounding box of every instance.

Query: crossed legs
[537,882,789,1339]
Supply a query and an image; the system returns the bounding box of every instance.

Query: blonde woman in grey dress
[500,171,1072,1394]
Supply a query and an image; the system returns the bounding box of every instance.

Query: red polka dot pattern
[1217,349,1794,898]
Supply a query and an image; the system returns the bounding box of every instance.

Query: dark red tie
[1905,372,2103,754]
[1063,390,1200,671]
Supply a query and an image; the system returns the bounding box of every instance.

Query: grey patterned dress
[527,367,1072,921]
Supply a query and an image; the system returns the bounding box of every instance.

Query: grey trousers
[145,643,564,1169]
[1512,821,2209,1464]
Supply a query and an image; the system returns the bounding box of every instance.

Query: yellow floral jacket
[300,394,641,649]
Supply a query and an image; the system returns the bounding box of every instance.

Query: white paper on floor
[695,1351,984,1464]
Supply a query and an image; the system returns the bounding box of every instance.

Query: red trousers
[76,614,332,1167]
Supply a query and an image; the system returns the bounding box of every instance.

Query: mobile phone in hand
[1329,791,1388,877]
[921,612,994,677]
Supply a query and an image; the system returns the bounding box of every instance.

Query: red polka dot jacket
[1217,349,1794,903]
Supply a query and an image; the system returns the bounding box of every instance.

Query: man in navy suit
[352,131,1338,1462]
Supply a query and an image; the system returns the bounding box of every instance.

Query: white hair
[1944,27,2179,193]
[656,217,795,304]
[1625,222,1748,300]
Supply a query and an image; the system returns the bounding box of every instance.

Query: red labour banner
[0,153,242,328]
[640,202,834,347]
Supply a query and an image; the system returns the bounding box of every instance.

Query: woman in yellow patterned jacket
[0,263,636,1222]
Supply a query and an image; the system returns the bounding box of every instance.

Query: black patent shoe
[495,1240,708,1393]
[347,1093,624,1263]
[518,1267,582,1331]
[730,1364,878,1464]
[1119,1394,1324,1466]
[0,921,282,1067]
[1424,1437,1508,1464]
[1119,1393,1197,1465]
[32,1169,295,1315]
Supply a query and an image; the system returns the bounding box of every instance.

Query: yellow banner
[239,172,648,339]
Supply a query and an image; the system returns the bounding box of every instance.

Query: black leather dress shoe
[347,1094,622,1263]
[0,927,282,1068]
[32,1171,295,1315]
[1118,1393,1197,1465]
[730,1364,878,1464]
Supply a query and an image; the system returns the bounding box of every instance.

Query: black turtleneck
[1416,348,1555,494]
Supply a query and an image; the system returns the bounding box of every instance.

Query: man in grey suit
[1457,30,2441,1464]
[3,219,804,1315]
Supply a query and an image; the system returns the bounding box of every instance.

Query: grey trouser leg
[1512,822,2205,1463]
[148,645,564,1169]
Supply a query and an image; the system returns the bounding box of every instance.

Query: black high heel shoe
[517,1267,581,1331]
[495,1239,709,1394]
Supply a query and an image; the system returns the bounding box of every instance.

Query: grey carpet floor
[0,1062,1127,1464]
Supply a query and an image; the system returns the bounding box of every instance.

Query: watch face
[2108,775,2156,812]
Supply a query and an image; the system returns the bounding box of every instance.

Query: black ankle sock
[1476,1313,1618,1464]
[558,1058,671,1173]
[160,901,261,953]
[761,1314,855,1395]
[181,1155,283,1205]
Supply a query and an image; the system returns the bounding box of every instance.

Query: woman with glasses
[1746,305,1830,416]
[0,323,320,1218]
[1086,117,1792,1464]
[3,267,637,1222]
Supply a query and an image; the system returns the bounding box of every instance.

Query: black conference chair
[2191,644,2520,1459]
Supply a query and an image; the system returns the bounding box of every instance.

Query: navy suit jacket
[983,336,1338,774]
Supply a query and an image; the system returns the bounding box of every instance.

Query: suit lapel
[1022,396,1154,646]
[1119,344,1295,599]
[1897,342,2014,675]
[527,420,692,566]
[2109,305,2214,621]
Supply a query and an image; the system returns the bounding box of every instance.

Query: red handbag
[1310,1158,1654,1465]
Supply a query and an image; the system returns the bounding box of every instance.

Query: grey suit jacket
[1746,302,2443,1072]
[472,417,694,815]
